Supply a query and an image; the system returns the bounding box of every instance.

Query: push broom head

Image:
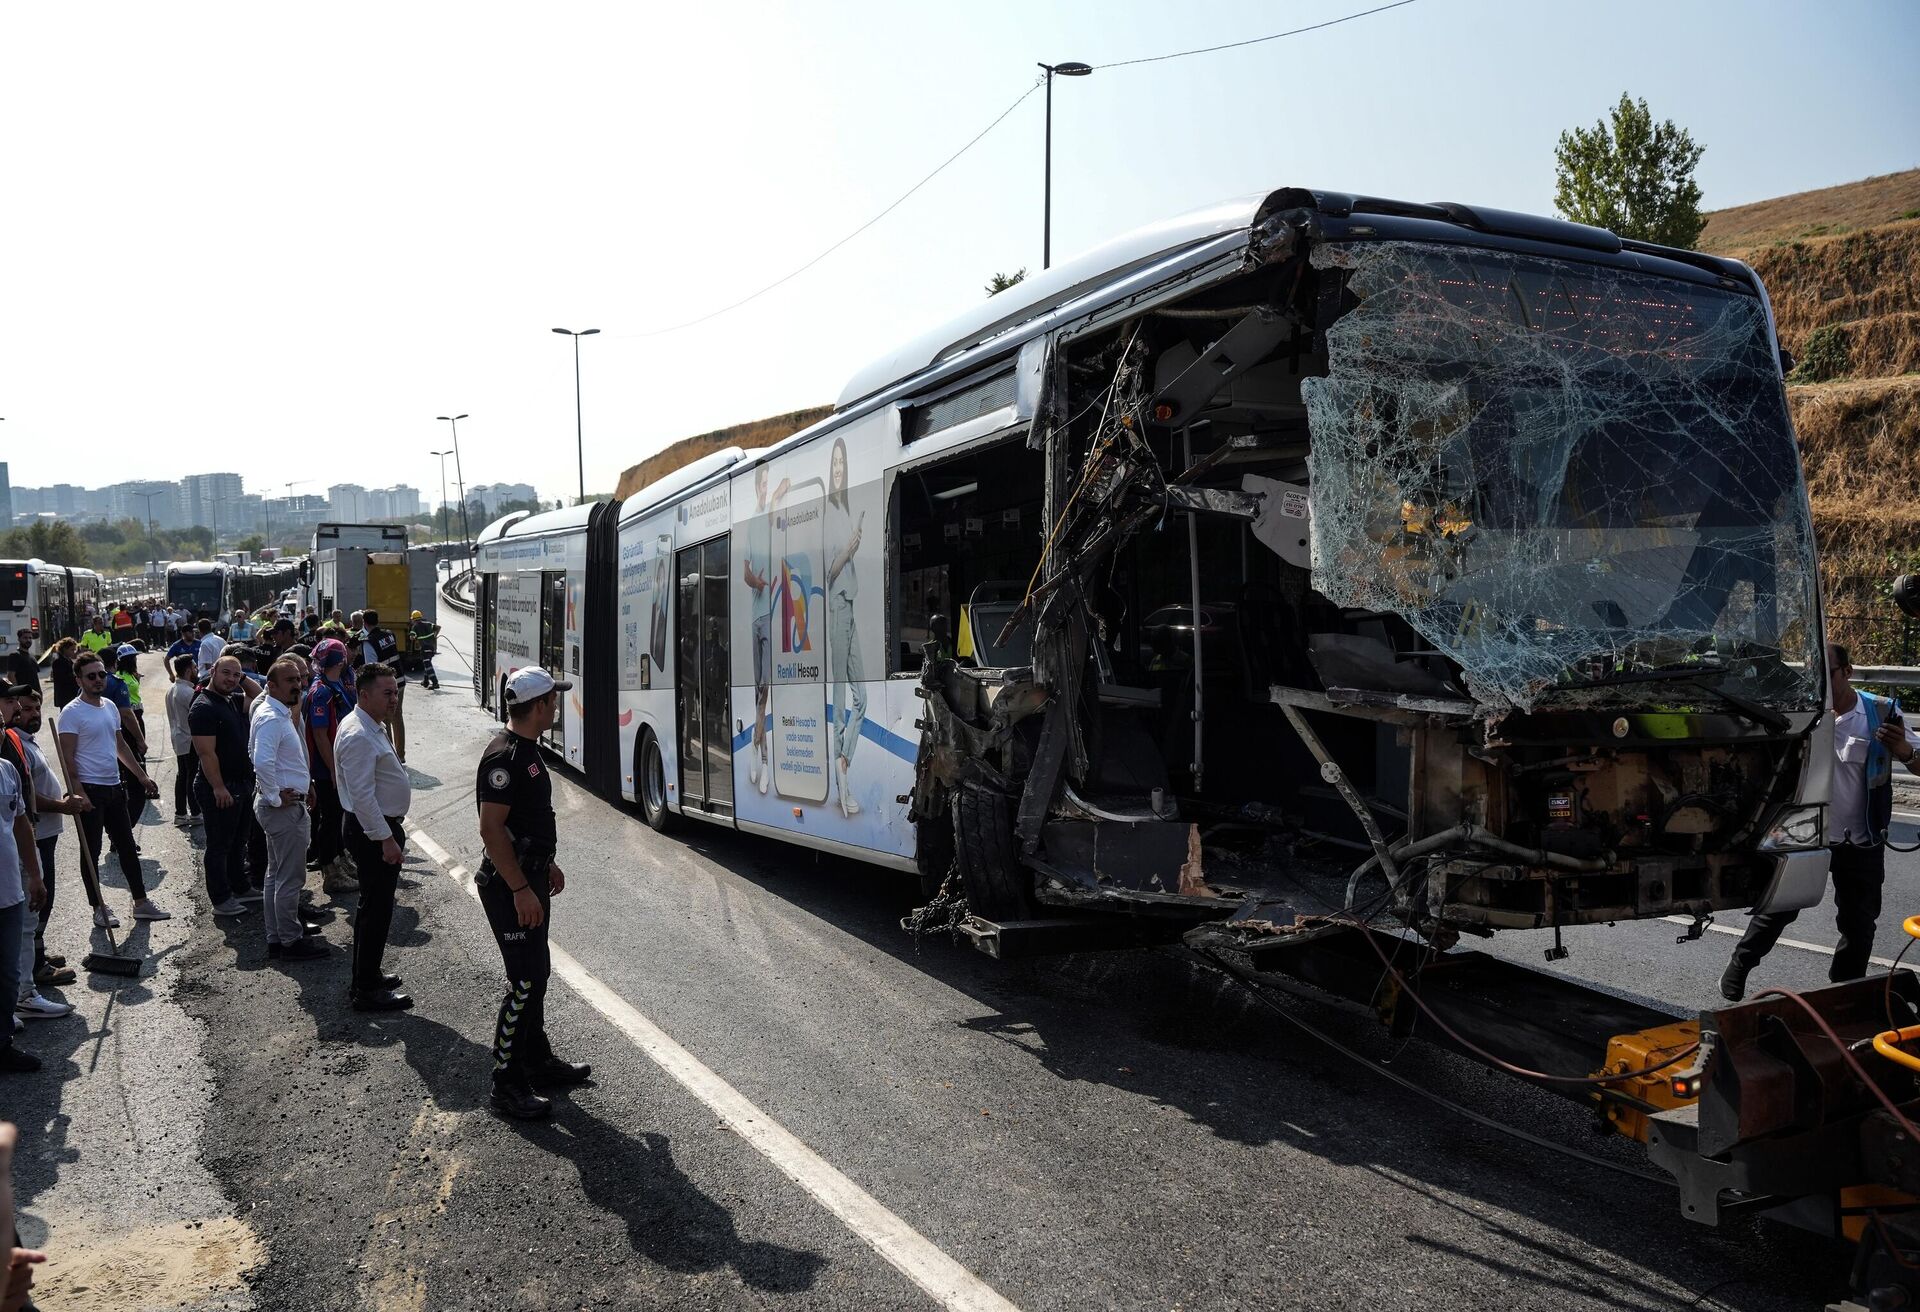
[82,949,143,978]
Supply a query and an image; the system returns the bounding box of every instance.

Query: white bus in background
[0,559,105,656]
[166,560,234,621]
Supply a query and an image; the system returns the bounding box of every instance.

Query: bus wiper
[1675,679,1792,733]
[1555,663,1731,691]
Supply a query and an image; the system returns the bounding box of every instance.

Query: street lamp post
[435,414,472,556]
[1037,60,1091,270]
[131,489,166,576]
[209,493,241,558]
[430,449,454,543]
[552,328,599,504]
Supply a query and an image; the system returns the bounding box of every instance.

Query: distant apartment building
[327,483,370,520]
[106,480,183,529]
[465,482,538,516]
[0,461,12,530]
[180,472,245,531]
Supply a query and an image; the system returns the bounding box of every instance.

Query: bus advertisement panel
[731,411,910,859]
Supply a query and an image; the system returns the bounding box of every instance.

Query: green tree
[234,534,267,554]
[984,269,1027,297]
[1553,93,1705,248]
[0,520,91,567]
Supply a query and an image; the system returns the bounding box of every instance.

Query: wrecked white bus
[475,185,1829,952]
[899,187,1831,958]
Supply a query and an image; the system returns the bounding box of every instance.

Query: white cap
[504,666,571,705]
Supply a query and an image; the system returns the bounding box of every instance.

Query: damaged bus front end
[908,187,1830,956]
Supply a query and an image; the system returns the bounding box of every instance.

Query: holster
[477,834,554,885]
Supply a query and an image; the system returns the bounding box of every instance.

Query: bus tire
[951,781,1034,921]
[914,807,955,903]
[637,730,676,834]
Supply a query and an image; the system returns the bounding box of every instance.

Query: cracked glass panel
[1301,240,1820,713]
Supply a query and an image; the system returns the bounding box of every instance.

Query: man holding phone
[1723,642,1920,999]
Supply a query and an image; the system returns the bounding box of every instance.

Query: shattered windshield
[1300,240,1820,714]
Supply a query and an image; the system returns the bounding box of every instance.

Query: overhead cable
[1092,0,1420,70]
[617,0,1422,339]
[617,77,1045,339]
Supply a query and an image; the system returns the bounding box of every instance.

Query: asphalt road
[6,613,1905,1310]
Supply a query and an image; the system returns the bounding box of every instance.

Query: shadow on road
[650,823,1846,1311]
[252,896,829,1298]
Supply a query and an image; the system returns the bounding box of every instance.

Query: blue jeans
[0,899,23,1052]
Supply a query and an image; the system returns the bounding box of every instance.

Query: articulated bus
[476,184,1830,933]
[1,560,105,656]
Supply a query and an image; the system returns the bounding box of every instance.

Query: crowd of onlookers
[1,602,444,1076]
[0,602,445,1307]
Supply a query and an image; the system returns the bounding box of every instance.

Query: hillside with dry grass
[1698,168,1920,252]
[613,406,833,502]
[1709,173,1920,661]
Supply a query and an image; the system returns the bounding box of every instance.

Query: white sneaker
[749,758,761,788]
[132,899,172,921]
[836,760,861,816]
[211,899,250,917]
[16,992,73,1020]
[759,751,770,795]
[94,906,122,929]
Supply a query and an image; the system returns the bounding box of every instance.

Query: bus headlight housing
[1759,804,1824,852]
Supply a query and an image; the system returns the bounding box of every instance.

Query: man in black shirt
[5,633,38,696]
[189,655,259,917]
[475,666,589,1120]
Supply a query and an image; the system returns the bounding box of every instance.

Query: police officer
[475,667,590,1120]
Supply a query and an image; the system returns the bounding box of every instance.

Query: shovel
[47,715,144,978]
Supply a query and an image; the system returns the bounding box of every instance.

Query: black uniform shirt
[475,728,556,852]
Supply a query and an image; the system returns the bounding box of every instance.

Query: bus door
[674,537,733,814]
[541,571,567,751]
[479,573,497,712]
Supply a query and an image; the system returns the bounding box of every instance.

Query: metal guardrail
[1854,666,1920,687]
[440,565,476,616]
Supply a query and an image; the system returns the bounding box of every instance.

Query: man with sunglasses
[56,652,165,926]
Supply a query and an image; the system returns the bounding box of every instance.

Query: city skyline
[0,463,468,537]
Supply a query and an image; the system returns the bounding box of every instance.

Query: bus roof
[168,560,229,575]
[835,190,1272,410]
[489,500,598,543]
[615,446,747,526]
[830,185,1745,413]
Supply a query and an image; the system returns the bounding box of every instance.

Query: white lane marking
[1892,811,1920,822]
[403,823,1020,1312]
[1660,915,1902,969]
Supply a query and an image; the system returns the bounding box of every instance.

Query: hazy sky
[3,1,1915,507]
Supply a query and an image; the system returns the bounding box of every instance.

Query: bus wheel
[638,730,675,833]
[914,802,955,903]
[951,781,1034,921]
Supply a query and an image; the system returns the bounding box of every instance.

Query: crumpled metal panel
[1301,241,1821,713]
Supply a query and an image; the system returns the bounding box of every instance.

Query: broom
[47,714,144,978]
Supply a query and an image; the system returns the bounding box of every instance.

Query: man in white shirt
[1723,643,1920,999]
[195,618,227,681]
[250,658,325,962]
[7,690,80,1014]
[334,662,413,1011]
[56,651,166,926]
[0,755,45,1073]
